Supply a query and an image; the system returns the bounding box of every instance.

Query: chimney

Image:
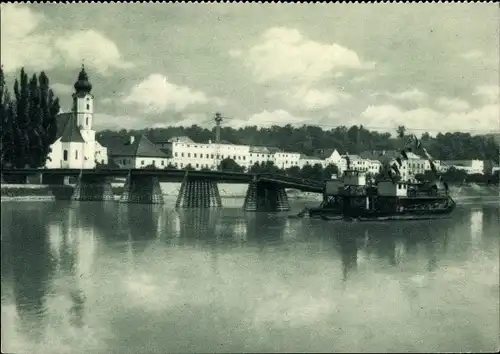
[129,136,135,144]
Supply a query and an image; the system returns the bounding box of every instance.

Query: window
[175,152,178,157]
[63,150,68,161]
[211,154,214,159]
[181,153,184,157]
[86,104,90,110]
[206,154,209,158]
[75,150,78,160]
[86,117,89,126]
[161,160,164,166]
[196,163,199,168]
[194,153,197,158]
[141,160,145,165]
[188,153,191,158]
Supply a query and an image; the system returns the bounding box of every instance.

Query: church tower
[72,65,93,131]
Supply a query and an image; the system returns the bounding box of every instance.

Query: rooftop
[107,135,170,158]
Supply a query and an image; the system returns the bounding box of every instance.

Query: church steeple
[72,65,94,131]
[74,64,92,94]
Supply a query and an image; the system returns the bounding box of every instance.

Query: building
[298,155,325,169]
[440,160,485,175]
[107,135,171,169]
[46,67,108,169]
[273,150,301,170]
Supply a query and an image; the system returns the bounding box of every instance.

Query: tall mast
[214,112,223,170]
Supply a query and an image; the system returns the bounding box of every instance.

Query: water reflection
[8,206,55,340]
[1,201,499,353]
[333,219,455,283]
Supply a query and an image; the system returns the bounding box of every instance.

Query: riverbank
[2,182,498,202]
[0,183,322,202]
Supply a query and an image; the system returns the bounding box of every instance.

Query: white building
[440,160,484,175]
[156,137,251,170]
[273,150,301,170]
[108,135,172,169]
[46,67,108,169]
[298,155,325,169]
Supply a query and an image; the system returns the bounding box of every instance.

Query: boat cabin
[324,170,367,196]
[343,170,366,186]
[377,181,408,197]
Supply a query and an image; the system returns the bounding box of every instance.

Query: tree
[219,157,244,172]
[1,68,61,168]
[28,73,44,167]
[39,72,60,162]
[184,163,195,171]
[285,165,301,177]
[13,69,30,168]
[323,163,339,180]
[396,126,406,139]
[442,167,468,183]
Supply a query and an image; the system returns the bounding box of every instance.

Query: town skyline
[1,3,499,134]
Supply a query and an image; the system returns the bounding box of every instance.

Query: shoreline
[1,183,498,203]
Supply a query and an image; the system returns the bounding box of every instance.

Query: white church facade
[46,66,108,169]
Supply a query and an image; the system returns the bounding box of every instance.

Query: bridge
[1,168,324,212]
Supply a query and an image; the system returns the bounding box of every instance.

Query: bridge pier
[41,174,69,185]
[72,174,114,201]
[120,173,164,204]
[243,181,290,212]
[175,179,222,208]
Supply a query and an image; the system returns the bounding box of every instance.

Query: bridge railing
[257,173,324,187]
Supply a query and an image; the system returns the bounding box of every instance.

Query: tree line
[0,67,60,168]
[98,123,499,163]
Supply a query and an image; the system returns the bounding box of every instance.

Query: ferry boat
[308,170,456,221]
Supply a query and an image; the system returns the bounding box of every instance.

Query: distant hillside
[97,124,500,162]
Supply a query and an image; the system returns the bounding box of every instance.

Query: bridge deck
[1,168,324,192]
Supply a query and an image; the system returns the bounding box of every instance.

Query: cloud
[435,97,470,112]
[227,109,306,128]
[94,113,146,130]
[361,103,499,134]
[228,49,242,58]
[0,4,54,73]
[382,88,427,102]
[54,30,133,75]
[461,50,484,60]
[473,85,499,104]
[122,74,210,113]
[0,4,131,74]
[235,27,365,84]
[50,83,74,96]
[269,86,352,111]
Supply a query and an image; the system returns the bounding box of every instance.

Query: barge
[309,170,456,221]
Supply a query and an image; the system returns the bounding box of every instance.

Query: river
[1,199,499,353]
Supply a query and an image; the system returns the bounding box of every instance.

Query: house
[298,154,325,168]
[107,135,172,169]
[46,66,108,169]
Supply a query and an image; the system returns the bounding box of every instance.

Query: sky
[1,3,499,135]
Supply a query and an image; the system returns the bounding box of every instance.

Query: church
[46,66,108,169]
